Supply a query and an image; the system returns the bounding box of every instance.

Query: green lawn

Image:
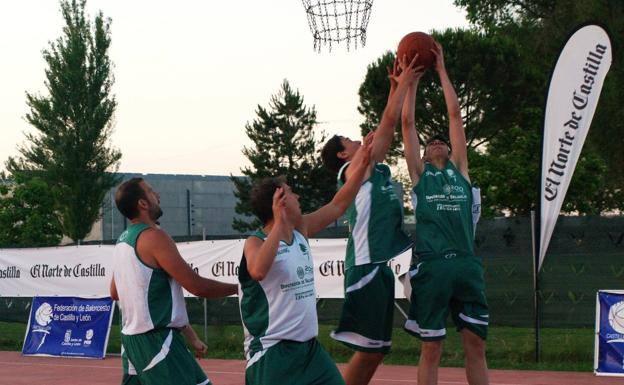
[0,321,594,371]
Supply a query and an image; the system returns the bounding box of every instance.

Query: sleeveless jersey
[238,230,318,365]
[113,223,189,335]
[338,162,412,269]
[411,161,476,258]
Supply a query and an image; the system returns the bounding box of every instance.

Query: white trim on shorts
[143,329,173,372]
[459,313,489,326]
[246,348,268,369]
[345,266,379,293]
[404,320,446,338]
[330,330,391,349]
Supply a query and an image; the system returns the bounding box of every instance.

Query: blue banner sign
[595,290,624,376]
[22,296,114,359]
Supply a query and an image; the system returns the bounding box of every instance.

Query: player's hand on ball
[397,53,425,86]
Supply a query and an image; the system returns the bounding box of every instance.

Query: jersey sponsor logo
[436,203,461,212]
[299,243,311,260]
[424,171,443,177]
[118,230,129,243]
[446,168,457,181]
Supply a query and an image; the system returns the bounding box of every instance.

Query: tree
[231,80,336,232]
[0,174,63,247]
[7,0,120,242]
[454,0,624,199]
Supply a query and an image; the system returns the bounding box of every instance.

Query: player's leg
[342,351,384,385]
[451,256,489,385]
[331,264,394,385]
[404,259,452,385]
[418,340,443,385]
[461,329,489,385]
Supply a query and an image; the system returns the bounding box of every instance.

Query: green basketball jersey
[113,223,189,335]
[338,162,412,270]
[411,161,475,258]
[238,230,318,367]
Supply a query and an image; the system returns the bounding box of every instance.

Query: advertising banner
[0,240,412,299]
[22,296,114,359]
[595,290,624,376]
[538,24,612,271]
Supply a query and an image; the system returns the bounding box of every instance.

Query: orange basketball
[396,32,436,70]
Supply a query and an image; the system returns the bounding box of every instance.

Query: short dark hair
[250,176,286,225]
[115,177,147,220]
[321,135,345,174]
[424,134,451,155]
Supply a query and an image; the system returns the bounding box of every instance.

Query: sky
[0,0,469,176]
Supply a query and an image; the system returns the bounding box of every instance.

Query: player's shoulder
[138,227,171,248]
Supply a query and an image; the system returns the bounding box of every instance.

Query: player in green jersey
[320,54,424,385]
[401,42,489,385]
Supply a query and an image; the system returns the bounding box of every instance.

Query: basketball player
[400,42,489,385]
[239,137,374,385]
[319,53,424,385]
[111,178,238,385]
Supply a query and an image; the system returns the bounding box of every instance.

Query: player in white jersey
[239,137,373,385]
[110,178,238,385]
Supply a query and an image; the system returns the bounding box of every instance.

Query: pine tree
[7,0,120,242]
[231,80,335,232]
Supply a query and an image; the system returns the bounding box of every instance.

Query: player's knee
[462,330,486,357]
[354,351,384,366]
[420,341,443,361]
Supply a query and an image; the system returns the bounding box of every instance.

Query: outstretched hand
[272,187,289,229]
[387,58,400,91]
[430,41,446,74]
[396,53,425,87]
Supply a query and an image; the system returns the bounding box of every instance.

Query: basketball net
[301,0,374,52]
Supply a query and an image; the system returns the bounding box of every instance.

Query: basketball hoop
[301,0,374,52]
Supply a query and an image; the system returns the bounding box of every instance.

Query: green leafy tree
[0,174,63,247]
[454,0,624,208]
[7,0,120,242]
[231,80,336,232]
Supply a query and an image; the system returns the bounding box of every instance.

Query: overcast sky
[0,0,469,176]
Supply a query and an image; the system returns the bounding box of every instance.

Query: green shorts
[246,339,344,385]
[405,254,488,341]
[331,263,394,354]
[121,328,210,385]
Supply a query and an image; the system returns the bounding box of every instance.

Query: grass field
[0,321,594,372]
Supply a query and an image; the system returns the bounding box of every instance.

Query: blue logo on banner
[23,296,114,359]
[597,291,624,375]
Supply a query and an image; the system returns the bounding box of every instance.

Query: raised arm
[303,141,372,237]
[244,188,291,281]
[370,55,425,163]
[432,42,469,180]
[401,71,425,186]
[140,229,238,298]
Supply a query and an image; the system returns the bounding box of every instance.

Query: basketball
[396,32,436,70]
